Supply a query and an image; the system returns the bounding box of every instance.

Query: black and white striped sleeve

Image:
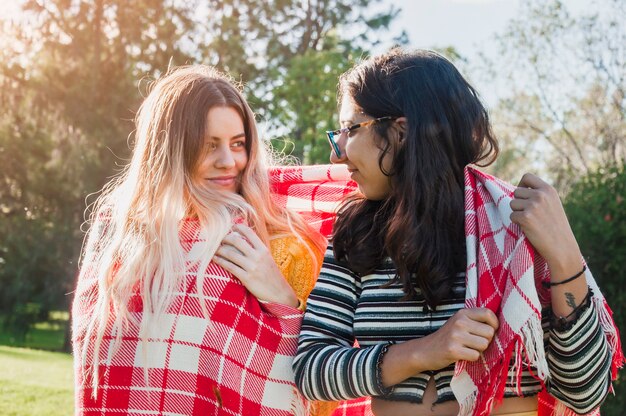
[545,292,612,414]
[293,248,390,401]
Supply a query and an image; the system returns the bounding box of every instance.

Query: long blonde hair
[75,65,325,392]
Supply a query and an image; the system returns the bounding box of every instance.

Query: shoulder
[270,234,324,300]
[269,235,325,269]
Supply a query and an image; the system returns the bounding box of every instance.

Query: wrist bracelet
[542,265,586,288]
[296,297,306,312]
[552,287,592,331]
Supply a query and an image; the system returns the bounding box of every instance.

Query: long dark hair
[332,48,498,307]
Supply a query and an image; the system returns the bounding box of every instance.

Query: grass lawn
[0,309,74,416]
[0,311,68,351]
[0,345,73,416]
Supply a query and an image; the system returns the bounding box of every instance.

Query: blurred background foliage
[0,0,624,413]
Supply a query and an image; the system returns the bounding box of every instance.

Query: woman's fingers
[457,309,497,352]
[214,224,297,307]
[213,254,247,279]
[509,198,530,212]
[512,186,534,200]
[463,332,492,351]
[465,307,499,331]
[517,172,549,189]
[458,346,482,362]
[220,234,251,257]
[215,244,251,274]
[467,321,496,342]
[232,224,264,249]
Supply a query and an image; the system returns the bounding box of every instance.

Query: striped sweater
[293,247,612,414]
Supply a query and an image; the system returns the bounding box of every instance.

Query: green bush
[564,164,626,415]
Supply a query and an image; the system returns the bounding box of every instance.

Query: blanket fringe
[457,389,478,416]
[518,315,549,383]
[290,386,310,416]
[552,398,601,416]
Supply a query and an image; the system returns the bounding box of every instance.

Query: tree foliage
[0,0,199,344]
[481,0,625,190]
[0,0,401,345]
[191,0,406,162]
[564,165,626,415]
[269,35,359,163]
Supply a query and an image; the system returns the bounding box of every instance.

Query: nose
[329,132,348,164]
[214,146,236,169]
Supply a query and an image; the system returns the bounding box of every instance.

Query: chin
[205,185,236,194]
[359,188,389,201]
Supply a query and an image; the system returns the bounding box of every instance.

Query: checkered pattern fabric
[451,166,624,416]
[74,164,622,416]
[269,165,372,416]
[73,219,307,416]
[268,165,356,238]
[270,164,623,416]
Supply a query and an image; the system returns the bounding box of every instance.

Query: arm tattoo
[565,292,577,310]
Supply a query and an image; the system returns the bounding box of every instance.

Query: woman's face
[195,106,249,193]
[330,95,392,200]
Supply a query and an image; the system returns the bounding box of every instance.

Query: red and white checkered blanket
[452,166,624,416]
[268,164,357,238]
[73,219,308,416]
[268,165,624,416]
[74,165,622,416]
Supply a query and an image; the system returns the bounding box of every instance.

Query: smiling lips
[207,176,237,187]
[347,168,359,179]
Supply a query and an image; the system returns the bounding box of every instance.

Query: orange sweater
[270,235,323,304]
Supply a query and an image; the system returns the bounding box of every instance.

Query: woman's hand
[422,307,499,370]
[510,173,589,319]
[381,307,498,387]
[509,173,582,273]
[214,224,299,308]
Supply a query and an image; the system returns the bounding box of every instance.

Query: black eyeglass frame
[325,116,398,157]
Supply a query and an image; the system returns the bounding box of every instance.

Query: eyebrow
[208,133,246,141]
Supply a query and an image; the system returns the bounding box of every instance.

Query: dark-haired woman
[293,49,623,416]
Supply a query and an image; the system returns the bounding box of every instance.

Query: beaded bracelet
[542,265,587,288]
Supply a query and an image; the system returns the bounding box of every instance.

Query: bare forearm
[545,244,589,320]
[380,339,428,387]
[380,308,498,387]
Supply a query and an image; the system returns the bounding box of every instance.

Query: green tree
[0,0,197,347]
[0,0,403,345]
[192,0,405,162]
[564,165,626,415]
[269,35,357,163]
[478,0,625,190]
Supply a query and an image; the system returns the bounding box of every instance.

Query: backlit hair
[75,65,325,393]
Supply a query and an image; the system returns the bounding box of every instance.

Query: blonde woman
[72,66,325,415]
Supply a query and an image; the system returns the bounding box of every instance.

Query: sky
[384,0,521,55]
[386,0,587,56]
[377,0,588,105]
[0,0,588,105]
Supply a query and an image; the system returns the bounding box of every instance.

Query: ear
[394,117,408,142]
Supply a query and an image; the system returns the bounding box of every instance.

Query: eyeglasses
[325,116,397,157]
